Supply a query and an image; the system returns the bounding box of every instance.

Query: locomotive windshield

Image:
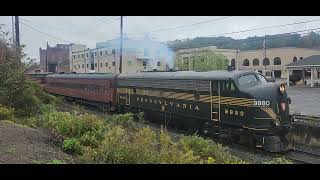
[237,74,258,86]
[257,73,268,84]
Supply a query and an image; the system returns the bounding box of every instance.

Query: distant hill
[167,31,320,51]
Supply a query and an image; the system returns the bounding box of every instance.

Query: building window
[263,58,270,66]
[82,64,84,68]
[82,54,84,58]
[73,55,76,59]
[112,62,115,66]
[78,64,80,68]
[300,57,303,60]
[143,61,147,66]
[78,54,80,58]
[128,60,132,66]
[86,53,88,57]
[100,51,102,56]
[253,58,259,66]
[95,63,97,67]
[112,49,115,54]
[293,57,297,62]
[105,50,108,55]
[74,65,76,69]
[100,63,103,67]
[243,59,249,66]
[157,61,161,66]
[94,52,97,56]
[87,64,89,68]
[273,57,281,65]
[231,59,235,67]
[105,62,108,67]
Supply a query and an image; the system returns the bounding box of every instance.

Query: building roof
[286,55,320,67]
[46,73,117,79]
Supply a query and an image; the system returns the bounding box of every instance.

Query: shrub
[158,129,200,164]
[106,113,136,129]
[0,105,15,120]
[262,157,293,164]
[46,159,66,164]
[62,138,82,155]
[178,135,246,164]
[39,110,105,142]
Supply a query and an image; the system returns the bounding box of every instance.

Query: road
[287,86,320,116]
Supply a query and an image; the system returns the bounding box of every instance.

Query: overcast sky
[1,16,320,62]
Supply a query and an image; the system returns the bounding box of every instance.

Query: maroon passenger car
[44,73,117,109]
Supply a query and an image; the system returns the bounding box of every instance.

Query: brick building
[40,44,86,73]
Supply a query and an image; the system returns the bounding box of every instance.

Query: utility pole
[14,16,20,47]
[119,16,123,74]
[263,34,267,71]
[11,16,15,44]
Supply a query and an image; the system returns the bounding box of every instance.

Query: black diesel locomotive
[32,69,293,152]
[117,70,292,152]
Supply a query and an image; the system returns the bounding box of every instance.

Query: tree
[0,24,54,116]
[175,51,228,71]
[168,32,320,51]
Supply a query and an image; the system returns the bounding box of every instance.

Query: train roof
[27,72,53,75]
[117,70,254,80]
[46,73,117,79]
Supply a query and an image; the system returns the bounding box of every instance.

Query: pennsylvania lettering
[136,96,200,111]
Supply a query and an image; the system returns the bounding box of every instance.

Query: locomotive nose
[243,83,279,101]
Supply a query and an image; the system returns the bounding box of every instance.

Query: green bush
[33,104,247,164]
[62,138,82,155]
[39,110,105,141]
[106,113,136,129]
[158,129,200,164]
[0,105,15,120]
[83,126,200,164]
[46,159,66,164]
[262,157,293,164]
[179,135,246,164]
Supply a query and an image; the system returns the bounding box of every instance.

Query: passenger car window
[237,74,258,86]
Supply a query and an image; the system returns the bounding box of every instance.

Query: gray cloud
[1,16,319,62]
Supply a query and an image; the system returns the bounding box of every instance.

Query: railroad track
[285,146,320,164]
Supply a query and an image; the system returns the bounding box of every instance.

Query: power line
[20,17,90,45]
[20,21,70,42]
[124,16,233,35]
[95,16,121,24]
[20,21,87,45]
[205,18,320,37]
[171,27,320,50]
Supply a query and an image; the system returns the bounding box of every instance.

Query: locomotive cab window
[257,73,268,84]
[237,74,258,86]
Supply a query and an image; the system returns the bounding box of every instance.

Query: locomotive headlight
[279,84,285,94]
